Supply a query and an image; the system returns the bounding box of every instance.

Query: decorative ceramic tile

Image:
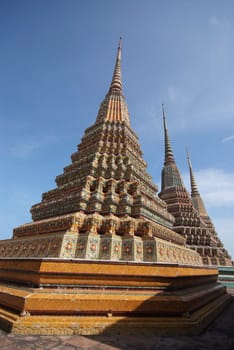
[99,234,122,260]
[60,234,77,258]
[143,238,156,262]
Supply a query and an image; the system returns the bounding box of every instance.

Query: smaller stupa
[159,106,232,266]
[187,150,232,265]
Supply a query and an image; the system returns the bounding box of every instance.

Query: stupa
[159,106,232,266]
[187,152,234,289]
[0,39,231,335]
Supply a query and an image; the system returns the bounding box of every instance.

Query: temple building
[0,39,231,335]
[0,38,200,266]
[159,106,232,266]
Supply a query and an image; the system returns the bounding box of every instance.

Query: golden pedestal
[0,258,231,335]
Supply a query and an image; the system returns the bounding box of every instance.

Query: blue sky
[0,0,234,260]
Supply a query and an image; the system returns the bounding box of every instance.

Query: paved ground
[0,300,233,350]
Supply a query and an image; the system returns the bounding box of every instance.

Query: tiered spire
[160,116,231,265]
[28,39,174,230]
[187,150,209,218]
[109,37,122,93]
[161,106,184,190]
[162,104,175,165]
[95,38,130,125]
[187,149,199,196]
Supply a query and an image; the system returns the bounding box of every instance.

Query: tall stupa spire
[186,150,231,264]
[109,37,122,93]
[160,105,184,190]
[162,104,175,166]
[95,37,130,124]
[187,149,199,196]
[28,39,175,232]
[160,122,231,266]
[187,149,209,217]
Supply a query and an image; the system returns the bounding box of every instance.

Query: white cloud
[208,16,234,29]
[222,134,234,143]
[183,168,234,207]
[10,142,42,159]
[215,217,234,236]
[168,86,177,103]
[132,103,163,140]
[10,134,58,159]
[213,217,234,260]
[208,16,221,26]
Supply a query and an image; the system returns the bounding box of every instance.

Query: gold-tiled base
[0,259,231,335]
[0,292,230,335]
[0,258,216,288]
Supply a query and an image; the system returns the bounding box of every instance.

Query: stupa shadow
[73,282,230,336]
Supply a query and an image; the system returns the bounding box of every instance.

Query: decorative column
[60,213,85,258]
[140,221,157,262]
[99,216,121,260]
[75,214,102,259]
[121,219,143,262]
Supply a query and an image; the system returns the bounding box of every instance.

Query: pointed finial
[187,148,210,216]
[186,146,191,167]
[162,104,175,165]
[187,148,199,196]
[118,36,122,49]
[109,37,123,93]
[162,103,166,122]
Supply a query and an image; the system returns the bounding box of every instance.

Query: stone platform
[0,259,231,335]
[0,297,233,350]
